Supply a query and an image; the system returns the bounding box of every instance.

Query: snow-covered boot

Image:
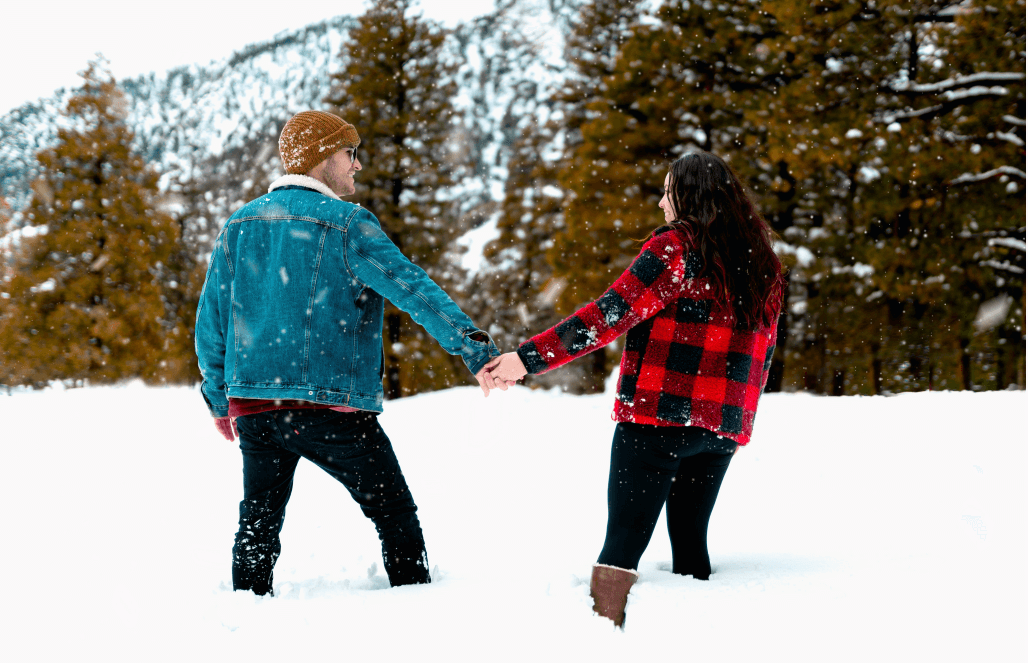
[590,563,639,628]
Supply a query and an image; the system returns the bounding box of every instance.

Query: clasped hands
[473,352,527,397]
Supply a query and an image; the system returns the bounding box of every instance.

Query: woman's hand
[484,352,528,383]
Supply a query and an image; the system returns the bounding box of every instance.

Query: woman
[484,151,785,628]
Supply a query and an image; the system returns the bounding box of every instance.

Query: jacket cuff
[201,385,229,418]
[462,329,500,374]
[516,342,549,375]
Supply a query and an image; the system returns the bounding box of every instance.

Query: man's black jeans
[597,423,737,579]
[232,409,430,595]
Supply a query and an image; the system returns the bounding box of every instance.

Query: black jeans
[231,409,429,595]
[597,423,737,579]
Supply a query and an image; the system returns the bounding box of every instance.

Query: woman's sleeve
[516,232,701,375]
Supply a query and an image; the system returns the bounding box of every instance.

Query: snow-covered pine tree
[468,117,566,371]
[546,0,781,391]
[755,0,1025,393]
[0,61,195,388]
[909,0,1026,389]
[544,0,644,392]
[745,0,922,394]
[325,0,471,399]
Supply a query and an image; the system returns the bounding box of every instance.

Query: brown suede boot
[590,564,639,629]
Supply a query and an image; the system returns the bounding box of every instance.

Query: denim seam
[225,214,348,233]
[349,295,361,396]
[231,297,241,382]
[350,245,463,336]
[220,233,235,278]
[301,226,329,382]
[339,208,363,396]
[229,379,381,395]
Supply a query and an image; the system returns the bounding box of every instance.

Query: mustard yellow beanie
[278,110,360,174]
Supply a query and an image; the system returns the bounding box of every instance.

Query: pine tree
[544,0,645,392]
[467,118,567,382]
[752,0,1025,393]
[547,0,778,391]
[325,0,470,399]
[535,0,1024,394]
[0,61,195,387]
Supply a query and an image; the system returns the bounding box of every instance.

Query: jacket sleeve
[516,232,699,375]
[194,235,232,417]
[345,208,500,374]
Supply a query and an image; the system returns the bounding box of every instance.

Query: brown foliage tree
[325,0,472,399]
[0,61,197,387]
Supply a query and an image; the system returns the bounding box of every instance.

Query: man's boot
[590,564,639,629]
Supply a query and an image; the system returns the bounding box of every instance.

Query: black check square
[516,342,549,374]
[629,251,665,286]
[675,298,710,324]
[555,316,592,354]
[726,352,752,383]
[657,392,692,424]
[668,342,703,374]
[596,290,630,328]
[683,251,703,278]
[625,321,652,354]
[764,344,775,371]
[619,374,638,399]
[720,404,743,434]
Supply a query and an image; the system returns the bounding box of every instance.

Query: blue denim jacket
[195,181,498,417]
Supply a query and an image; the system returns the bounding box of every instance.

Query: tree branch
[949,166,1026,185]
[890,72,1025,94]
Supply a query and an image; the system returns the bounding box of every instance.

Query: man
[195,110,502,595]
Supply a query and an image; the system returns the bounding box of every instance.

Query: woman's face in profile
[658,172,676,223]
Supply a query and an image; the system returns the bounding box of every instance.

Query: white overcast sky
[1,0,495,116]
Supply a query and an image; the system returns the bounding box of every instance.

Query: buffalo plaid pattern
[517,230,779,445]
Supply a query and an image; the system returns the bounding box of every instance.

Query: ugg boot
[590,563,639,628]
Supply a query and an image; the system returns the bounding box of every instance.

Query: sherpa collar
[268,174,342,201]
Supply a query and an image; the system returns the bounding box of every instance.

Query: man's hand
[214,417,238,442]
[475,364,515,397]
[484,352,528,383]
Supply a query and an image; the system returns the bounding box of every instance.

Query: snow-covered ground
[3,383,1025,661]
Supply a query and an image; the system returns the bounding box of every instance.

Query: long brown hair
[659,151,784,330]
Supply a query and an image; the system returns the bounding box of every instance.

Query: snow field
[2,384,1025,661]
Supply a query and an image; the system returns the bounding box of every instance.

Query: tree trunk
[869,342,883,395]
[831,369,845,396]
[959,336,973,391]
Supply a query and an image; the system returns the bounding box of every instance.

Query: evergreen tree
[468,118,567,382]
[325,0,470,399]
[0,61,195,387]
[753,0,1025,393]
[548,0,777,391]
[507,0,1023,394]
[546,0,645,392]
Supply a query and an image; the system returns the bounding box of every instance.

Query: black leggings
[596,423,736,579]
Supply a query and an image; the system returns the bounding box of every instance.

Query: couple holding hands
[195,110,784,628]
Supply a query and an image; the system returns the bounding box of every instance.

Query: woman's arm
[498,232,702,378]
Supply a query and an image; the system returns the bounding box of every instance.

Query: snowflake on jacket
[516,228,780,445]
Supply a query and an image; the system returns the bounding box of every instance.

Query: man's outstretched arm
[345,208,500,376]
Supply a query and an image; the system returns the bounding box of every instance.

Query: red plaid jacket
[516,228,780,445]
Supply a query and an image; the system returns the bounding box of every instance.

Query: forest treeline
[1,0,1024,395]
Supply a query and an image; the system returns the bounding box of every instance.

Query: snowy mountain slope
[0,1,576,240]
[0,16,352,223]
[2,384,1025,661]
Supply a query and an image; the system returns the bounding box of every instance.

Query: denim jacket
[195,175,499,417]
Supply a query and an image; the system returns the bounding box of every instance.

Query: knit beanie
[278,111,361,174]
